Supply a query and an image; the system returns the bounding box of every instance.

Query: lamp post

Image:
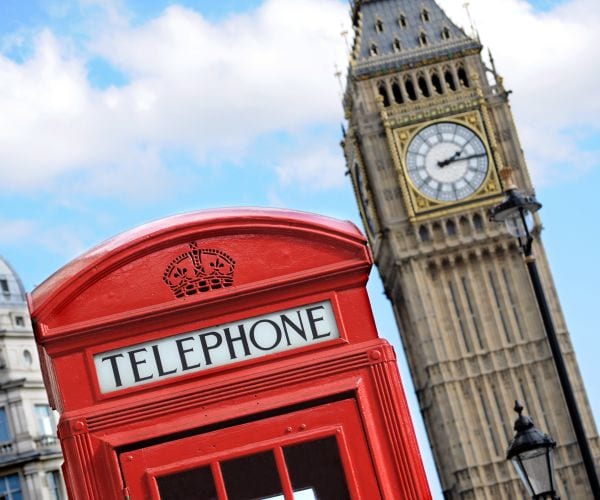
[490,174,600,499]
[507,401,558,499]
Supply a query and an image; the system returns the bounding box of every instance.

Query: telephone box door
[120,398,381,499]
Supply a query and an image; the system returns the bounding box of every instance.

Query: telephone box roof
[29,208,369,331]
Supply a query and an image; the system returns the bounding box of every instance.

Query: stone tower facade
[0,256,66,499]
[342,0,599,498]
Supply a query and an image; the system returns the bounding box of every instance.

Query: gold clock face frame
[405,122,489,202]
[389,110,503,221]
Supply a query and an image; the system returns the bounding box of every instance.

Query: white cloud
[35,224,88,260]
[0,216,86,261]
[93,0,347,149]
[0,0,348,195]
[1,0,597,195]
[438,0,600,184]
[0,219,34,244]
[0,30,141,190]
[276,145,347,191]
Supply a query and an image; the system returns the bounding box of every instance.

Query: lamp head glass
[507,402,557,498]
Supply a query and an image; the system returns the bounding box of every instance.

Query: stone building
[0,256,65,499]
[342,0,599,497]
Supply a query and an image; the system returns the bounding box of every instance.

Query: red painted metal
[121,399,380,499]
[28,208,431,499]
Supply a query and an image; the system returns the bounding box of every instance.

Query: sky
[1,0,599,496]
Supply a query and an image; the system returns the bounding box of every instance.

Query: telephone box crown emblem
[163,242,235,298]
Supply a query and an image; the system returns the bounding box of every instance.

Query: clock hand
[437,150,462,168]
[447,153,486,164]
[439,152,486,167]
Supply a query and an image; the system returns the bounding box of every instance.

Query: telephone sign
[29,209,431,499]
[95,300,339,393]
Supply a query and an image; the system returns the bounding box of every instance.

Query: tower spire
[349,0,481,78]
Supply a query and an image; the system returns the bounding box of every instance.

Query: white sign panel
[94,301,339,393]
[266,489,316,500]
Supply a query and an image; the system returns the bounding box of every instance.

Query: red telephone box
[28,209,431,499]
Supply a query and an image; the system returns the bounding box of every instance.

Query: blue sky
[1,0,599,496]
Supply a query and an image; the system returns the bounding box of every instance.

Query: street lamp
[490,171,600,498]
[487,184,541,256]
[507,401,558,499]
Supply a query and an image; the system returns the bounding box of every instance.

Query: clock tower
[342,0,599,498]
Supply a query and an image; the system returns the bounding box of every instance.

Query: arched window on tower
[392,81,404,104]
[458,67,470,87]
[432,222,443,242]
[370,43,379,56]
[419,225,430,242]
[418,76,430,98]
[399,14,407,28]
[445,70,457,91]
[393,38,402,52]
[378,82,391,107]
[421,9,430,22]
[473,213,484,231]
[441,27,451,40]
[431,72,443,94]
[446,220,457,236]
[419,32,428,46]
[0,279,9,296]
[459,216,472,237]
[405,78,418,101]
[375,19,384,33]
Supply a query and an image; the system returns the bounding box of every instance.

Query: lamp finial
[499,167,517,192]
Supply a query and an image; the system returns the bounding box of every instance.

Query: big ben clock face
[406,122,489,202]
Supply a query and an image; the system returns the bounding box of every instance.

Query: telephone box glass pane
[283,437,350,500]
[156,466,216,500]
[221,450,283,500]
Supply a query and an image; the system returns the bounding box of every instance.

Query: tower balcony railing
[352,39,482,78]
[382,88,481,126]
[0,435,60,461]
[0,292,27,304]
[0,440,14,455]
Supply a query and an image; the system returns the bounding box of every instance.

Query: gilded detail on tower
[389,110,502,221]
